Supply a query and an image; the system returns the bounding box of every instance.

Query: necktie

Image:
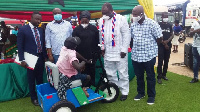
[34,27,42,53]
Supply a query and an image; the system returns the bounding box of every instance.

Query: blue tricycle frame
[36,50,119,112]
[36,83,107,112]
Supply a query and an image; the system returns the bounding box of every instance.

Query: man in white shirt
[45,8,73,64]
[189,20,200,83]
[99,3,131,101]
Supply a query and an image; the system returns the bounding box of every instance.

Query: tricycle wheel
[100,82,119,103]
[49,100,76,112]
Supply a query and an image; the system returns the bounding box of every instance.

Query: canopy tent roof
[0,10,128,21]
[0,11,74,21]
[0,0,154,21]
[0,0,139,11]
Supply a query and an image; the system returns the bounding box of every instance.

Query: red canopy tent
[0,11,74,21]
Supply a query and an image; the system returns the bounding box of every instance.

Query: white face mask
[163,18,169,22]
[132,15,142,22]
[81,24,88,29]
[102,15,110,20]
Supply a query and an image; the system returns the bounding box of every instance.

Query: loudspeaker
[184,43,193,69]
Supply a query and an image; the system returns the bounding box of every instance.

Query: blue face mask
[54,14,62,21]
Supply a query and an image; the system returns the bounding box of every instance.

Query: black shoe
[134,94,145,101]
[162,76,168,81]
[147,97,155,105]
[157,79,162,84]
[120,95,128,101]
[31,99,39,106]
[190,78,199,83]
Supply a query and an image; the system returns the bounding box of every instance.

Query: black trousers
[27,53,44,100]
[132,57,156,97]
[82,63,96,86]
[157,45,171,79]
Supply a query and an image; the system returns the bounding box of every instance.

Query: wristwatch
[21,60,26,63]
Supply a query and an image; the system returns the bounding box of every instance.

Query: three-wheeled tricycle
[36,51,119,112]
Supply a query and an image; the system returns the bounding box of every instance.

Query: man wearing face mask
[99,3,131,101]
[157,12,173,84]
[131,5,163,105]
[72,11,99,86]
[45,8,73,64]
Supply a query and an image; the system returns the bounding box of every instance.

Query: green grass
[1,72,200,112]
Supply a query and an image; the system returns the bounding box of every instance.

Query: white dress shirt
[99,14,131,61]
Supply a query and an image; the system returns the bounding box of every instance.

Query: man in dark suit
[17,12,47,106]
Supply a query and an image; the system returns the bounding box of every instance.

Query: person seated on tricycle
[56,37,91,100]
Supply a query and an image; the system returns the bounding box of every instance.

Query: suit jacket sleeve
[17,27,25,61]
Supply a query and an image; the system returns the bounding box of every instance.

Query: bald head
[102,3,113,12]
[132,5,144,16]
[132,5,145,23]
[53,8,62,15]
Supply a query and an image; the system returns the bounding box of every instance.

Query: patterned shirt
[131,18,163,62]
[45,20,73,55]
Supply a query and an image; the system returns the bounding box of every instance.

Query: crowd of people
[0,2,200,107]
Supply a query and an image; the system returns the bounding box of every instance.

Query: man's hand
[101,50,105,57]
[162,40,168,46]
[120,52,126,58]
[86,59,93,64]
[48,55,54,63]
[20,61,28,68]
[80,61,86,71]
[164,44,169,50]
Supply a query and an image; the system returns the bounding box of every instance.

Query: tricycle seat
[45,61,82,89]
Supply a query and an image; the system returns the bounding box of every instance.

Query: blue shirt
[131,18,163,62]
[45,20,73,55]
[173,25,182,33]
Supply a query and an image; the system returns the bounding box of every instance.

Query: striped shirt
[130,18,163,62]
[45,20,73,55]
